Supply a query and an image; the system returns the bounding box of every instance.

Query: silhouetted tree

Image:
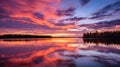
[83,31,120,38]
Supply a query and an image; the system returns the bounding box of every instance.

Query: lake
[0,38,120,67]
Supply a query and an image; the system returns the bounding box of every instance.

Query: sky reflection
[0,38,120,67]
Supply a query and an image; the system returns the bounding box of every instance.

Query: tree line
[0,34,52,38]
[83,31,120,38]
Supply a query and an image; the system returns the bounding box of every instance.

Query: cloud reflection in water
[0,38,120,67]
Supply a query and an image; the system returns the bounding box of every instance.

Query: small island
[0,34,52,39]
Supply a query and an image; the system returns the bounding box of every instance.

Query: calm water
[0,38,120,67]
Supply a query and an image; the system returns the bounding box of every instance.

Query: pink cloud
[0,0,74,30]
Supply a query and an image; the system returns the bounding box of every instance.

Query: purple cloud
[64,17,85,21]
[0,8,11,18]
[33,12,44,20]
[79,0,90,6]
[59,17,86,23]
[0,18,55,30]
[92,1,120,19]
[48,18,74,26]
[79,19,120,29]
[56,7,76,16]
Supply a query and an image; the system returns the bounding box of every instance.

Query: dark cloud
[79,0,90,6]
[54,23,74,26]
[79,19,120,29]
[92,1,120,19]
[90,14,112,19]
[64,17,85,21]
[59,17,86,23]
[56,7,76,16]
[33,12,44,20]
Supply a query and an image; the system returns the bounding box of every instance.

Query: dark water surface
[0,38,120,67]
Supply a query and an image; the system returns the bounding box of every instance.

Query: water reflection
[83,38,120,45]
[0,38,120,67]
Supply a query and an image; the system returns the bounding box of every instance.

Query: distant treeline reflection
[83,38,120,45]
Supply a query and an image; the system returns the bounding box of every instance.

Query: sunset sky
[0,0,120,36]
